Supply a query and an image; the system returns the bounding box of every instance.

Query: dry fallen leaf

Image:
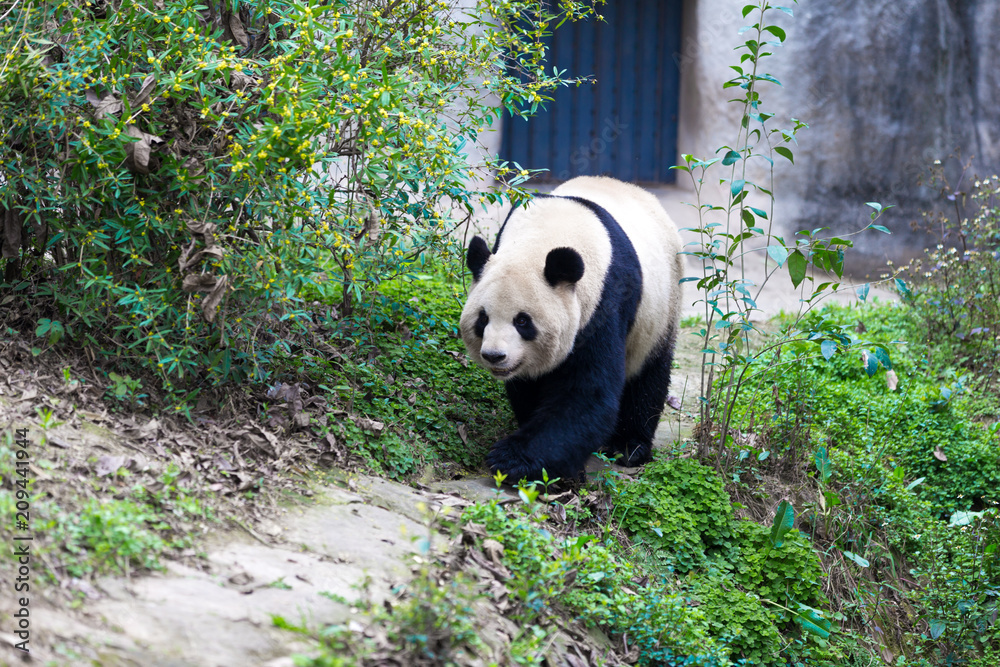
[482,538,505,567]
[357,418,384,433]
[461,522,488,540]
[228,572,253,586]
[95,455,127,477]
[86,88,123,118]
[885,369,899,391]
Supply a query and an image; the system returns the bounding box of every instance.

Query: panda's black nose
[482,351,506,364]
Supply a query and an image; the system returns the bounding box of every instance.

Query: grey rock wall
[678,0,1000,268]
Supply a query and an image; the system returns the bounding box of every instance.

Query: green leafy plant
[672,0,896,464]
[42,498,168,578]
[462,493,728,666]
[903,168,1000,398]
[288,262,510,479]
[611,455,735,573]
[106,371,146,407]
[690,577,784,666]
[0,0,600,390]
[302,508,489,667]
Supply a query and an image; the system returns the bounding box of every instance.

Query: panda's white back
[551,176,684,378]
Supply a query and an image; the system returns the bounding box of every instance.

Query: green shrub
[883,480,1000,660]
[300,529,486,667]
[903,172,1000,395]
[463,496,728,666]
[730,520,827,620]
[729,301,1000,514]
[0,0,597,388]
[691,578,783,666]
[288,262,509,479]
[687,522,832,666]
[612,456,735,572]
[41,498,168,577]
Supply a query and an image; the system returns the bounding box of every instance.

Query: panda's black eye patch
[513,312,537,341]
[474,309,489,338]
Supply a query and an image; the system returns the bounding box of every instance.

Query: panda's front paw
[623,440,653,467]
[604,438,652,468]
[485,436,538,484]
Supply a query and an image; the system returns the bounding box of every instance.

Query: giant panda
[460,176,683,482]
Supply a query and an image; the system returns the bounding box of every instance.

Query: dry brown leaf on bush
[228,13,249,47]
[177,241,224,273]
[182,155,206,179]
[86,88,123,118]
[182,273,219,294]
[132,74,156,109]
[230,72,253,91]
[187,220,217,237]
[180,273,228,322]
[124,125,164,174]
[201,274,229,323]
[885,369,899,391]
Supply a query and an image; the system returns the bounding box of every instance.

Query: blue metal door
[501,0,684,184]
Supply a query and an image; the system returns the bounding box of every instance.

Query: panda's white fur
[460,176,682,380]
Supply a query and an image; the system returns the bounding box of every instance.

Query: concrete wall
[676,0,1000,268]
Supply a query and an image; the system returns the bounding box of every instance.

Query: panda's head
[460,236,585,380]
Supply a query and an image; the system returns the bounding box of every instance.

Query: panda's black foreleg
[606,342,674,467]
[504,377,541,425]
[487,360,624,484]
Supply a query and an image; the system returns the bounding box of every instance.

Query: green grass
[719,299,1000,663]
[0,431,210,581]
[731,300,999,514]
[281,257,511,480]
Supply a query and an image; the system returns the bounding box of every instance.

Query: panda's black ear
[467,236,492,282]
[544,247,584,287]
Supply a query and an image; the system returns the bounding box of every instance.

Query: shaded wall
[677,0,1000,267]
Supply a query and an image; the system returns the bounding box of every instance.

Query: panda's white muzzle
[486,361,522,379]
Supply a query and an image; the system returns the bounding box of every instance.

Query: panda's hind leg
[606,343,673,467]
